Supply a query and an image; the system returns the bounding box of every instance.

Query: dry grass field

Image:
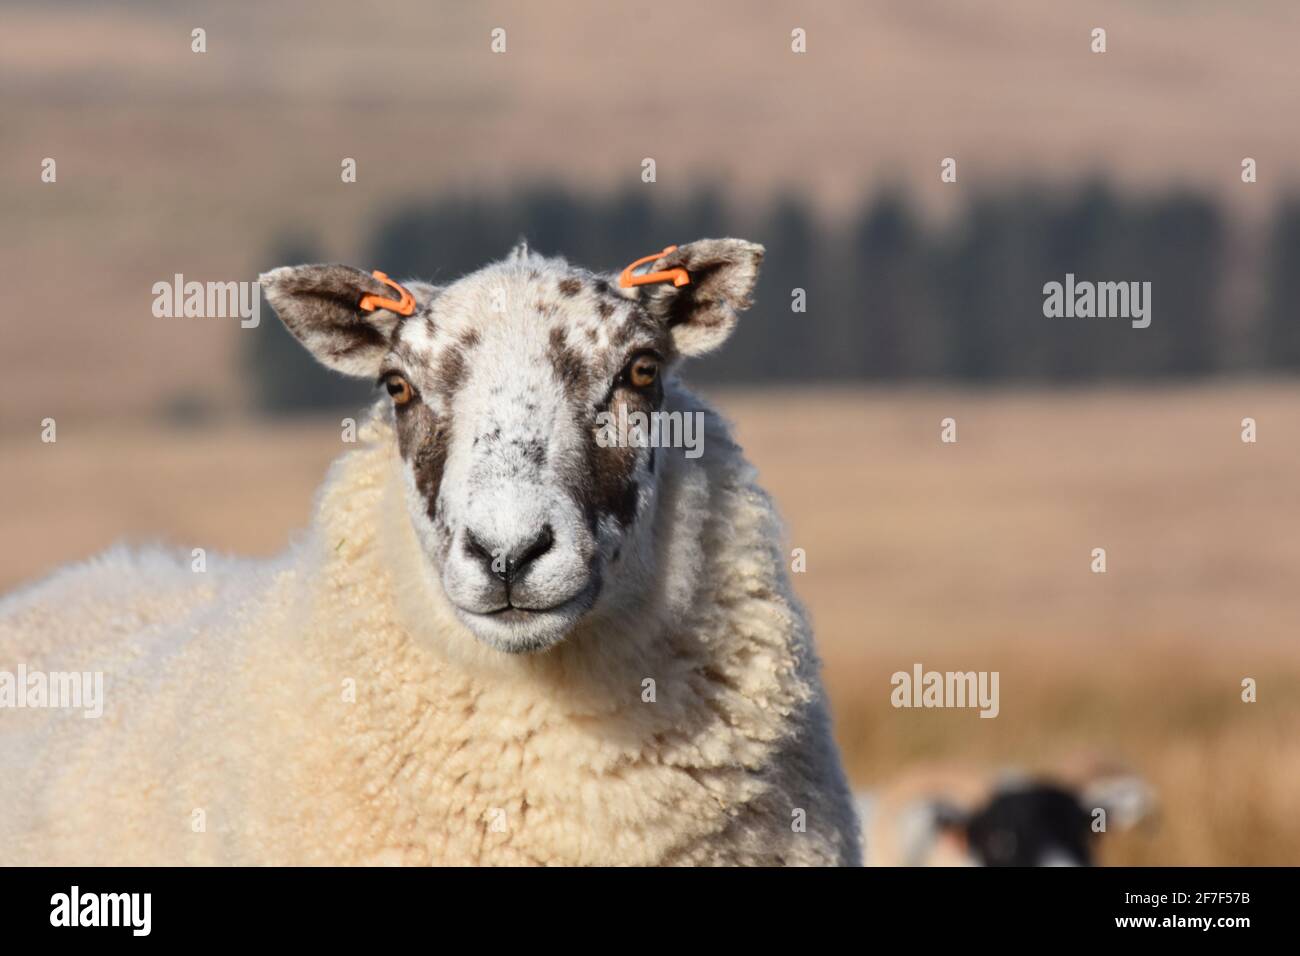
[3,383,1298,864]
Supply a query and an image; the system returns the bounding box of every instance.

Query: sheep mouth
[462,585,598,622]
[451,579,602,653]
[482,604,562,623]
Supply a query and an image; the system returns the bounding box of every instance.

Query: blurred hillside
[3,0,1300,426]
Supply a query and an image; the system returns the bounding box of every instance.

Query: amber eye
[385,373,413,405]
[628,355,659,388]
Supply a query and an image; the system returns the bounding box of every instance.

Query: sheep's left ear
[630,238,764,357]
[258,264,438,377]
[1083,775,1157,832]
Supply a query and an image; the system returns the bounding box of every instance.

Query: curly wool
[0,392,860,865]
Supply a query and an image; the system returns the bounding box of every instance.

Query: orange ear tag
[618,245,691,289]
[358,270,417,316]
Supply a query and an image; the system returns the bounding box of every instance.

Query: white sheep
[0,239,861,866]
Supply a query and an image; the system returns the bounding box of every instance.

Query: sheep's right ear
[258,264,436,377]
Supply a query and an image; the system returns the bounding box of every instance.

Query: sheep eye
[385,373,413,405]
[628,355,659,389]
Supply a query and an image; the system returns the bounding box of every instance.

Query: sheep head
[259,238,764,654]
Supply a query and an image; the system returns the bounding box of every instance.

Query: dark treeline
[245,183,1300,412]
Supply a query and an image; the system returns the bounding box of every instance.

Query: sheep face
[874,771,1155,866]
[260,238,763,654]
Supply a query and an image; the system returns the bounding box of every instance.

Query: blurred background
[3,0,1299,863]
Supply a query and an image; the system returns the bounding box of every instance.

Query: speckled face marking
[260,238,765,653]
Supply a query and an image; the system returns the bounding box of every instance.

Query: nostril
[463,530,504,581]
[513,524,554,575]
[463,529,492,562]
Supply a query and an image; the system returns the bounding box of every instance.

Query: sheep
[0,239,862,866]
[857,758,1155,866]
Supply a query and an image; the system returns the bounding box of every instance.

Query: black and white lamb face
[261,238,763,654]
[914,773,1154,867]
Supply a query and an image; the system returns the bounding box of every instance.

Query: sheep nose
[464,525,554,584]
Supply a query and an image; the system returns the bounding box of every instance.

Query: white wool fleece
[0,389,861,866]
